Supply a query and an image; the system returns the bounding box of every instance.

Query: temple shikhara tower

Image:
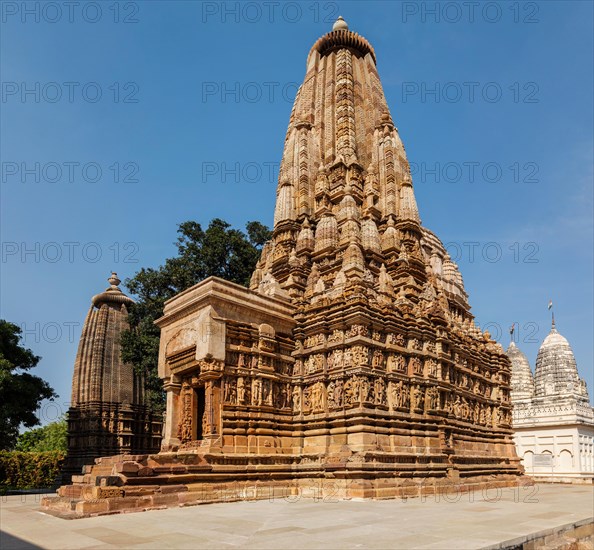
[62,273,161,481]
[44,18,522,517]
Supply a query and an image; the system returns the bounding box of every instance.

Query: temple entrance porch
[178,376,220,447]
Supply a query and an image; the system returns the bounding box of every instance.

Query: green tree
[14,417,67,452]
[0,321,57,450]
[121,219,271,411]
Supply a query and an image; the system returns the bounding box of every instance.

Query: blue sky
[1,0,592,421]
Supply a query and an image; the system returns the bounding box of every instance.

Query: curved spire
[506,341,534,401]
[256,19,425,300]
[534,323,586,399]
[71,274,142,407]
[252,19,475,318]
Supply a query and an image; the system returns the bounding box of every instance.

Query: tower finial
[333,16,348,31]
[108,272,121,287]
[509,322,516,344]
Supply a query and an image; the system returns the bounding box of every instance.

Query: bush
[0,451,65,491]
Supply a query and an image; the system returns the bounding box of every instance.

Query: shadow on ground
[0,531,42,550]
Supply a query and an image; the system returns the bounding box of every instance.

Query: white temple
[508,319,594,482]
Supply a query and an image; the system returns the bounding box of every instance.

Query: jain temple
[508,319,594,483]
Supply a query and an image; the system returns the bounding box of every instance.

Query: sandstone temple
[62,273,161,482]
[44,18,523,517]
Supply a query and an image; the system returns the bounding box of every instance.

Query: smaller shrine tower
[508,318,593,482]
[64,273,161,481]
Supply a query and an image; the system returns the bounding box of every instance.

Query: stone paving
[1,484,592,549]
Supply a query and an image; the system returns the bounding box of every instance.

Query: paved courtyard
[1,484,592,549]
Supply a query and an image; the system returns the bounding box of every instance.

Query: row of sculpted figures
[222,375,292,409]
[292,347,507,404]
[218,373,511,427]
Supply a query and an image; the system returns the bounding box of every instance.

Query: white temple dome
[534,323,586,399]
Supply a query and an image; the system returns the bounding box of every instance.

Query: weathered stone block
[149,493,180,507]
[92,486,124,499]
[58,485,84,499]
[161,484,189,494]
[75,499,109,515]
[114,461,140,475]
[108,497,140,512]
[95,475,123,487]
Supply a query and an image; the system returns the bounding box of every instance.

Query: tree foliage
[0,320,57,451]
[121,219,271,411]
[0,451,65,491]
[15,417,67,452]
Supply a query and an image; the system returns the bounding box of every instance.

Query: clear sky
[1,0,592,422]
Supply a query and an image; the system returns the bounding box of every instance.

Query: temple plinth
[43,19,523,518]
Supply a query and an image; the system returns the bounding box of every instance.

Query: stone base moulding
[41,450,527,519]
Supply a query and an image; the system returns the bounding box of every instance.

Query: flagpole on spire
[548,299,555,329]
[509,322,516,344]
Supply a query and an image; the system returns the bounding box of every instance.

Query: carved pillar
[161,375,182,450]
[203,380,221,439]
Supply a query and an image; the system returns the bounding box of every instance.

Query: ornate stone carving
[251,378,263,406]
[237,377,246,405]
[411,385,424,412]
[426,386,439,411]
[178,382,193,443]
[425,358,437,378]
[223,377,236,404]
[344,377,358,406]
[328,379,344,409]
[374,377,386,405]
[372,350,385,369]
[409,338,422,351]
[310,382,326,412]
[292,386,302,413]
[409,356,423,375]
